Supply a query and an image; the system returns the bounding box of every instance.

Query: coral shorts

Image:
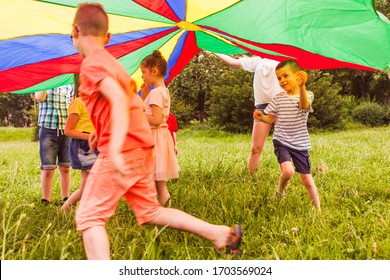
[75,147,160,231]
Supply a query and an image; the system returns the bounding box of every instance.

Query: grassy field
[0,126,389,260]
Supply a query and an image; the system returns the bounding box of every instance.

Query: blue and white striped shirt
[37,85,73,130]
[264,91,314,151]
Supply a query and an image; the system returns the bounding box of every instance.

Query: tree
[324,69,390,105]
[376,0,390,18]
[307,72,345,130]
[0,93,34,127]
[168,53,230,124]
[208,68,254,133]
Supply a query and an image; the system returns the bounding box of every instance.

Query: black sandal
[41,198,50,205]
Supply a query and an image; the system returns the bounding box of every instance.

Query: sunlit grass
[0,127,389,260]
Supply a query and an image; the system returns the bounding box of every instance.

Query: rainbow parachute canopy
[1,0,389,93]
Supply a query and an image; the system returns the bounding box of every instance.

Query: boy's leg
[277,161,294,195]
[76,148,155,259]
[39,127,58,202]
[58,165,71,200]
[58,133,71,200]
[300,173,321,209]
[126,149,242,252]
[156,180,170,207]
[147,207,232,248]
[82,225,110,260]
[288,147,320,209]
[41,169,55,202]
[61,170,89,211]
[247,121,271,175]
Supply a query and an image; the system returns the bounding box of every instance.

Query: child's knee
[283,170,294,179]
[251,145,263,154]
[59,166,71,174]
[42,169,55,179]
[281,164,294,179]
[300,174,314,187]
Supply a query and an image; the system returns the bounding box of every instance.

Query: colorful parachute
[1,0,389,94]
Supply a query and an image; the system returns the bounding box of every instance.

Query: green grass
[0,127,34,142]
[0,126,389,260]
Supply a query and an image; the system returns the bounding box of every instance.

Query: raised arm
[205,51,241,68]
[297,71,310,109]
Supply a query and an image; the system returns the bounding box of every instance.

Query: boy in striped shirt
[253,60,321,210]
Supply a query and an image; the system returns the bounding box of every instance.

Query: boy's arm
[299,88,310,110]
[253,110,275,124]
[204,51,241,68]
[99,76,130,174]
[34,90,47,102]
[297,71,310,109]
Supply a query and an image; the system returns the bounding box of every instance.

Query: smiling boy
[253,60,321,209]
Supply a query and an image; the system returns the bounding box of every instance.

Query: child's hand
[111,153,128,175]
[141,82,148,91]
[297,70,308,87]
[174,145,178,155]
[253,109,263,120]
[88,131,98,151]
[140,83,150,101]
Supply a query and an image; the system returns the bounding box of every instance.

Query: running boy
[253,60,321,209]
[72,3,242,259]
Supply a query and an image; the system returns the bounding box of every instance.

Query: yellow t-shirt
[67,97,94,133]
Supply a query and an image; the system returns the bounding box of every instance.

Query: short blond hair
[73,3,108,37]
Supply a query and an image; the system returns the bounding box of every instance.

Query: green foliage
[30,102,39,142]
[340,95,360,121]
[384,104,390,125]
[376,0,390,18]
[328,69,390,105]
[208,68,254,133]
[307,72,345,130]
[169,53,228,123]
[352,102,386,126]
[168,53,390,133]
[0,93,35,127]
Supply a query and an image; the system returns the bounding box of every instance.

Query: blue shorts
[69,138,98,170]
[273,140,311,174]
[39,127,71,170]
[254,103,269,123]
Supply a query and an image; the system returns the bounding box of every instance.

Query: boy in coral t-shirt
[71,3,242,259]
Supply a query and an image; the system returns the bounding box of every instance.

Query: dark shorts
[273,139,311,174]
[254,103,269,123]
[39,127,71,170]
[69,138,98,170]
